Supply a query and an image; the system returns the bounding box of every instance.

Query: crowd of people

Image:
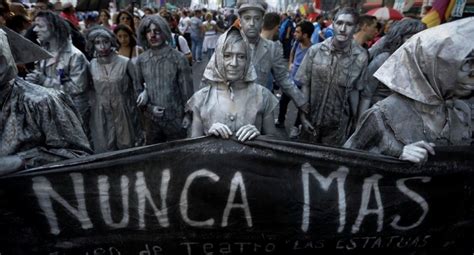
[0,0,472,174]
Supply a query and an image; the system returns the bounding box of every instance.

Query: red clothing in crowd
[60,12,79,28]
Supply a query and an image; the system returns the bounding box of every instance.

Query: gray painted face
[94,36,112,57]
[333,14,356,44]
[454,51,474,97]
[223,40,247,82]
[146,23,165,48]
[239,9,264,41]
[33,17,52,43]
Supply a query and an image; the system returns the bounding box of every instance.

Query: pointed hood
[0,26,53,84]
[202,26,257,84]
[374,17,474,105]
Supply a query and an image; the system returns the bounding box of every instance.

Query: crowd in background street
[0,0,473,172]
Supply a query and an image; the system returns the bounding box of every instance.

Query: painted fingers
[299,113,315,135]
[208,123,233,139]
[25,70,45,84]
[137,90,149,106]
[0,155,24,175]
[236,124,260,142]
[400,141,436,164]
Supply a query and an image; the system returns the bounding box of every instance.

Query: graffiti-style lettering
[98,175,130,228]
[33,173,93,235]
[301,163,349,232]
[391,177,431,230]
[352,174,384,233]
[135,170,170,229]
[180,169,219,227]
[222,172,252,227]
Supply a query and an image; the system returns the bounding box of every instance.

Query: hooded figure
[135,15,193,144]
[26,11,91,136]
[0,28,91,174]
[187,27,278,142]
[358,18,426,114]
[86,26,142,153]
[344,17,474,163]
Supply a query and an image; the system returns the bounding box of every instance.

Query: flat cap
[236,0,267,15]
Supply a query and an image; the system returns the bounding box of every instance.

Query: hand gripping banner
[0,137,472,254]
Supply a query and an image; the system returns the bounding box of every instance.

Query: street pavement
[190,52,299,140]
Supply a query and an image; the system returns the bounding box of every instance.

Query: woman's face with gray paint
[223,40,247,82]
[94,36,112,57]
[146,23,164,48]
[33,17,52,43]
[453,51,474,98]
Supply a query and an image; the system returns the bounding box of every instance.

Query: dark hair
[137,15,172,50]
[373,18,426,56]
[62,5,74,14]
[0,0,10,18]
[376,21,383,31]
[115,10,135,31]
[113,24,137,48]
[34,11,71,50]
[6,14,30,33]
[143,7,155,14]
[357,15,377,31]
[334,7,359,25]
[296,21,315,38]
[100,9,110,19]
[262,12,280,30]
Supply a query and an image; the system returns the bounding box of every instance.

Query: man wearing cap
[236,0,308,115]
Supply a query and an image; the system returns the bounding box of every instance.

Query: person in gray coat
[135,15,194,144]
[236,0,309,115]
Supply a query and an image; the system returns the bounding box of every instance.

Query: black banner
[0,137,473,254]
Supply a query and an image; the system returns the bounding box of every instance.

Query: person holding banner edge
[187,27,279,142]
[344,17,474,164]
[0,27,91,174]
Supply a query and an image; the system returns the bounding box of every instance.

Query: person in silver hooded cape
[187,27,278,142]
[344,17,473,163]
[0,28,91,173]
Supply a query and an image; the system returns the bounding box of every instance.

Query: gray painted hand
[182,114,191,129]
[300,113,315,135]
[25,70,46,84]
[0,155,24,175]
[209,122,233,139]
[236,124,260,142]
[137,90,148,106]
[400,141,436,164]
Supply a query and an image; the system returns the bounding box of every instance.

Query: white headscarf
[202,26,257,84]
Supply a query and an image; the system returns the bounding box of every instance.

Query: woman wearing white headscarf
[344,17,473,163]
[187,27,278,142]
